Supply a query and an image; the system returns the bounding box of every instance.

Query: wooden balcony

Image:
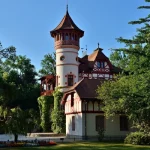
[40,90,54,96]
[39,75,56,96]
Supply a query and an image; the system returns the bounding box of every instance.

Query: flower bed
[0,140,57,148]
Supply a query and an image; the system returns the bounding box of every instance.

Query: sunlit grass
[8,142,150,150]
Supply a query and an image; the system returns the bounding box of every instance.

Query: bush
[124,132,150,145]
[97,128,105,141]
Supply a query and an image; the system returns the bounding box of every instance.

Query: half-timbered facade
[46,6,131,139]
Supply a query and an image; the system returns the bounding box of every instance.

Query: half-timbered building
[40,6,132,139]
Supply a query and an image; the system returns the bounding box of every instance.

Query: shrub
[124,132,150,145]
[97,128,105,141]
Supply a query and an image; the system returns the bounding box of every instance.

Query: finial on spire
[98,42,100,48]
[66,0,68,12]
[66,4,68,12]
[86,45,87,51]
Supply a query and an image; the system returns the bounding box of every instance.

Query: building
[41,6,132,139]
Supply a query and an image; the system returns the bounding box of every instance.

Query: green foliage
[124,132,150,145]
[51,88,65,133]
[53,87,63,110]
[97,128,105,141]
[51,110,66,134]
[97,1,150,134]
[0,41,16,61]
[39,52,56,76]
[0,106,38,142]
[37,95,53,132]
[0,44,40,110]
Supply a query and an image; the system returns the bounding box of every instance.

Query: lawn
[9,142,150,150]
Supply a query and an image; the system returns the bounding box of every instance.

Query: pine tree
[97,0,150,132]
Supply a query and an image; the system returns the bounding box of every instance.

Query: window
[120,116,128,131]
[75,34,77,41]
[97,62,105,68]
[72,34,74,40]
[68,75,73,86]
[65,33,69,40]
[95,115,104,131]
[47,84,50,90]
[72,116,75,131]
[56,34,59,41]
[101,62,104,68]
[60,56,65,61]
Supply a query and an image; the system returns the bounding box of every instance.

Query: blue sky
[0,0,149,71]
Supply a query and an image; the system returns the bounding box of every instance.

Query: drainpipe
[84,101,87,140]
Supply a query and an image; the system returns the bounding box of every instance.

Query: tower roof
[50,9,84,36]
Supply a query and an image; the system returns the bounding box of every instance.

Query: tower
[50,6,84,91]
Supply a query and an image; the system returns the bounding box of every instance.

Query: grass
[8,142,150,150]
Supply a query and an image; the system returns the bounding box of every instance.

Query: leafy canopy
[97,0,150,132]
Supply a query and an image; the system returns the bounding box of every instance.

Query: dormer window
[97,62,105,68]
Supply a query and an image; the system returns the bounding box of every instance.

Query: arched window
[72,34,74,40]
[69,33,71,40]
[57,34,59,41]
[97,62,101,68]
[75,34,77,41]
[65,33,69,40]
[62,33,64,40]
[60,33,62,40]
[97,62,105,68]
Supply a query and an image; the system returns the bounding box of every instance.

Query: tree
[39,52,56,76]
[97,0,150,132]
[0,42,16,62]
[0,55,40,110]
[0,106,39,142]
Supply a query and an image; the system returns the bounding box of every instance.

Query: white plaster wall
[65,93,81,114]
[84,113,130,137]
[66,113,83,136]
[56,48,79,89]
[105,115,131,136]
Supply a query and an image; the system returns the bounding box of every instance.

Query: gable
[79,48,114,74]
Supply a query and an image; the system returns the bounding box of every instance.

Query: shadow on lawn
[8,142,150,150]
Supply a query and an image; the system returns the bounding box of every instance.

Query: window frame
[95,115,105,131]
[68,75,73,86]
[60,55,65,61]
[72,116,75,131]
[97,61,105,69]
[120,116,129,131]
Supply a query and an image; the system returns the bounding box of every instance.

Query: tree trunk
[14,134,18,143]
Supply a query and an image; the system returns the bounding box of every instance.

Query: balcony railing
[55,40,79,47]
[41,90,54,96]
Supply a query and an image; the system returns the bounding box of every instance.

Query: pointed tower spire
[66,4,68,12]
